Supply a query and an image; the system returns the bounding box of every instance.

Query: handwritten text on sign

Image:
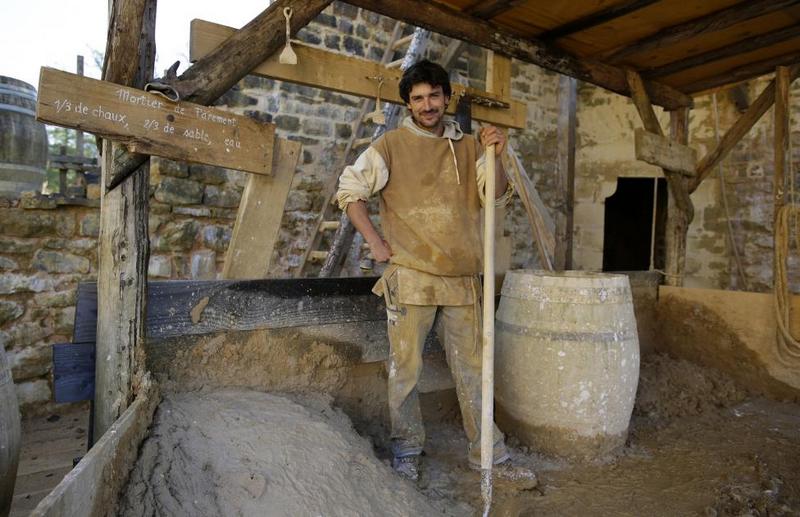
[36,67,275,176]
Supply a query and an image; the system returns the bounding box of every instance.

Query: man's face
[406,83,449,133]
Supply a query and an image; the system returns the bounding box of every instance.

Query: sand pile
[118,389,461,517]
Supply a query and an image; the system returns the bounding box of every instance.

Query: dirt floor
[119,353,800,516]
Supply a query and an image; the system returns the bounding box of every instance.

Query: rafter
[344,0,692,109]
[465,0,525,20]
[601,0,800,64]
[645,24,800,80]
[539,0,659,41]
[684,51,800,94]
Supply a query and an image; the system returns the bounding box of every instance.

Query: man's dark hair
[398,59,452,104]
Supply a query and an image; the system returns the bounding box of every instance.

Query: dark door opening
[602,177,667,272]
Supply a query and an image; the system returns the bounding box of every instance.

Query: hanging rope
[712,93,751,290]
[774,203,800,360]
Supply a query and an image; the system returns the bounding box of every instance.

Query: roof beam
[644,23,800,80]
[344,0,693,109]
[601,0,800,64]
[683,51,800,94]
[465,0,525,20]
[539,0,659,41]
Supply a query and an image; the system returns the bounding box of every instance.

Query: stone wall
[573,77,800,292]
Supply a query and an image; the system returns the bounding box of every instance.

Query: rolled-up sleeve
[476,146,515,208]
[336,146,390,210]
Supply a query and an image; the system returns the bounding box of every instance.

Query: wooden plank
[538,0,659,41]
[601,0,800,64]
[72,277,385,344]
[93,0,154,442]
[36,68,275,176]
[645,24,800,80]
[486,51,512,101]
[343,0,693,110]
[106,0,331,191]
[189,19,526,128]
[682,51,800,95]
[31,376,159,517]
[554,75,576,271]
[53,343,95,403]
[222,139,301,279]
[626,69,663,136]
[691,64,800,192]
[634,128,697,176]
[664,108,693,288]
[465,0,525,20]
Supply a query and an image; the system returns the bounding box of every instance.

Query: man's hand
[479,125,506,156]
[368,237,393,263]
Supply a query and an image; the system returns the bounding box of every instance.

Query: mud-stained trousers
[383,277,510,466]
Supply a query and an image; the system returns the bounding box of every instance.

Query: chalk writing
[37,67,275,175]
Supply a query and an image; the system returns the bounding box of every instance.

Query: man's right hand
[368,238,393,263]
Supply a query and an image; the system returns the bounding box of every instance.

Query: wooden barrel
[0,76,48,198]
[0,346,21,515]
[495,270,640,460]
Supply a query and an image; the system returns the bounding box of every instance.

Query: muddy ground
[121,353,800,516]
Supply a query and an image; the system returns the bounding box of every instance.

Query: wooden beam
[222,139,301,279]
[343,0,693,110]
[73,278,385,344]
[31,376,160,517]
[634,129,697,176]
[664,107,692,287]
[554,75,576,271]
[774,66,791,228]
[626,69,663,136]
[645,24,800,80]
[93,0,154,441]
[683,52,800,95]
[539,0,659,41]
[691,64,800,192]
[105,0,331,191]
[602,0,800,64]
[465,0,525,20]
[189,20,526,128]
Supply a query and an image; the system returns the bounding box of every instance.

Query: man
[336,60,535,485]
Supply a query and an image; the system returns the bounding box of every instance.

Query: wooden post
[774,66,790,285]
[94,0,154,441]
[554,75,576,270]
[664,108,692,287]
[75,56,84,159]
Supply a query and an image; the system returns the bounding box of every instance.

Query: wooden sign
[36,67,275,176]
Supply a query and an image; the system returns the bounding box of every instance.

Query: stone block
[225,169,249,189]
[204,185,242,208]
[191,250,217,280]
[171,255,190,278]
[150,201,172,214]
[275,115,301,132]
[324,34,341,50]
[79,213,100,237]
[210,208,238,220]
[173,207,212,218]
[0,301,23,325]
[189,164,228,185]
[151,157,189,178]
[54,306,76,335]
[153,220,199,252]
[333,2,359,18]
[32,249,90,274]
[148,254,172,278]
[66,238,97,253]
[5,322,51,349]
[154,177,204,205]
[202,225,232,252]
[16,379,51,407]
[0,256,18,270]
[20,192,57,210]
[0,274,54,295]
[343,36,364,56]
[296,28,322,45]
[10,343,52,381]
[337,19,353,35]
[33,290,76,308]
[285,191,313,212]
[0,238,37,254]
[0,209,74,238]
[86,184,101,200]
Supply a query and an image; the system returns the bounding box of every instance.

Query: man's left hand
[479,125,506,157]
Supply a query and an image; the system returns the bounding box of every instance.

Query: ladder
[294,22,431,277]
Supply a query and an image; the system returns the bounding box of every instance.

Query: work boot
[392,455,421,482]
[471,459,537,489]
